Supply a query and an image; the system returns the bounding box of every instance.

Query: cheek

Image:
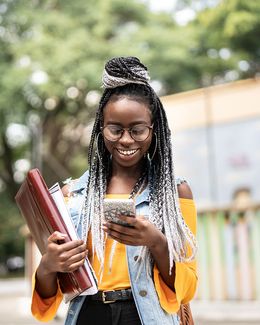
[104,139,113,153]
[144,136,153,153]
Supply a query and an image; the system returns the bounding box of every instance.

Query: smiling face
[102,96,153,170]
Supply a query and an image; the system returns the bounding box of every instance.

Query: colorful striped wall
[196,205,260,300]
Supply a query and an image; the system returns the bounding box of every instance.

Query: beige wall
[161,78,260,132]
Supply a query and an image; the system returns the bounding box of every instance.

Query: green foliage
[195,0,260,79]
[0,192,25,262]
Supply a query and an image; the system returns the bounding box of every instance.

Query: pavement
[190,300,260,325]
[0,278,66,325]
[0,278,260,325]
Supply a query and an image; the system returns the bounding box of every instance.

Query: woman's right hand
[40,231,88,275]
[35,231,87,298]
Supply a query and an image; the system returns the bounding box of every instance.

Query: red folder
[15,168,96,302]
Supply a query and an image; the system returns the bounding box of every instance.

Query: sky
[147,0,176,12]
[144,0,196,26]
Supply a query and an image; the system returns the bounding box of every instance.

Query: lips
[116,148,139,156]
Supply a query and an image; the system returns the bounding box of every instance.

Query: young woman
[32,57,197,325]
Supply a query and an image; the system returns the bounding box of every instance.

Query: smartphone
[103,198,136,226]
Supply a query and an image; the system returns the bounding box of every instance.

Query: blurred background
[0,0,259,324]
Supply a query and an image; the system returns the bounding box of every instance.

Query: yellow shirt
[88,194,131,291]
[31,198,197,322]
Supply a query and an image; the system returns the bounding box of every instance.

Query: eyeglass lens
[103,125,151,141]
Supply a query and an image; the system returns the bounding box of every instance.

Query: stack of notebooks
[15,168,97,303]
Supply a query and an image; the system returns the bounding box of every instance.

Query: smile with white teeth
[117,149,138,156]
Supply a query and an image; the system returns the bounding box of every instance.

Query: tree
[190,0,260,85]
[0,0,195,261]
[1,0,260,261]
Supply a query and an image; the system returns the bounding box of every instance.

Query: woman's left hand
[102,215,165,249]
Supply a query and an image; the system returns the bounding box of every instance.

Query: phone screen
[103,198,135,226]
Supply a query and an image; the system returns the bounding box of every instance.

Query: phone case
[103,198,136,226]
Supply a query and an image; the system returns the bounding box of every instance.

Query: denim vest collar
[70,170,150,206]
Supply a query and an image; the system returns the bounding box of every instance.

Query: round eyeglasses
[101,124,153,142]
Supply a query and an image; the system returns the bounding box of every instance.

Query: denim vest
[64,171,179,325]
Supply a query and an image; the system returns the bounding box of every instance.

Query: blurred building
[161,78,260,209]
[162,79,260,305]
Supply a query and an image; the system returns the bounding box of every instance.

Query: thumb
[48,231,67,243]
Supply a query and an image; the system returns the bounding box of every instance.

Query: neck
[106,159,147,195]
[111,159,146,180]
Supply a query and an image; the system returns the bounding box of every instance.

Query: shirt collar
[71,170,89,192]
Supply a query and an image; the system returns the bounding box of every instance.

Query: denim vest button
[134,255,139,261]
[139,290,147,297]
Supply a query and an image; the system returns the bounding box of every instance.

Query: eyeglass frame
[100,124,154,142]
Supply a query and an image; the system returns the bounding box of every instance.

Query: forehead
[103,97,151,125]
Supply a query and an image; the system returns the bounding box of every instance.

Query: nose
[118,129,134,145]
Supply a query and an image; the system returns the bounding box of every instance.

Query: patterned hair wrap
[102,56,150,88]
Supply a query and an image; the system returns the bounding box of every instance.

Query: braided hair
[82,57,197,275]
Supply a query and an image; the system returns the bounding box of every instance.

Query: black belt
[89,289,133,304]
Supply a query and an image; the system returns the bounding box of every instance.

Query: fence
[196,203,260,301]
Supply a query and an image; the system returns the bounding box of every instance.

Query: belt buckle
[102,291,116,304]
